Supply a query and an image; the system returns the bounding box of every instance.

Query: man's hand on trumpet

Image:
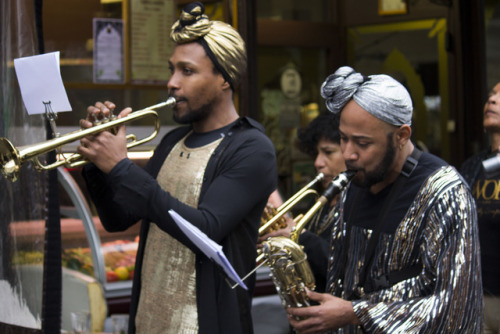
[257,211,296,247]
[77,101,132,174]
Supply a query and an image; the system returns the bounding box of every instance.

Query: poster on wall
[130,0,175,84]
[93,18,124,84]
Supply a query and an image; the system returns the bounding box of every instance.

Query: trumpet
[289,170,355,242]
[0,97,176,182]
[239,170,355,310]
[259,173,324,236]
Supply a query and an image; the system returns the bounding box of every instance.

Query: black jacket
[83,117,277,333]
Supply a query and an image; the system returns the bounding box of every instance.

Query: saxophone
[259,173,324,236]
[259,170,355,309]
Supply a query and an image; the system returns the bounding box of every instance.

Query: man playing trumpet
[78,2,277,333]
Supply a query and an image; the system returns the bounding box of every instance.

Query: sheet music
[13,51,72,115]
[168,209,248,290]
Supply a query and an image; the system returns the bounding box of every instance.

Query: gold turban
[170,2,247,90]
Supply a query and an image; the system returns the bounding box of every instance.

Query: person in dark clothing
[260,112,345,293]
[460,81,500,334]
[77,2,277,333]
[287,66,483,333]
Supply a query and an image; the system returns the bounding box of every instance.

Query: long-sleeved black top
[83,116,277,334]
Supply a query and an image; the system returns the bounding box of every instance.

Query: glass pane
[41,1,228,129]
[485,0,500,90]
[257,46,327,202]
[2,1,46,330]
[257,0,334,22]
[347,20,448,159]
[59,168,141,284]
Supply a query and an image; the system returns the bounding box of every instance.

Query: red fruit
[128,270,134,280]
[106,271,119,282]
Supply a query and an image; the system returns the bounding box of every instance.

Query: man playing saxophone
[77,2,277,333]
[287,66,483,333]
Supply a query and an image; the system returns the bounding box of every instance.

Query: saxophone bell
[259,170,355,309]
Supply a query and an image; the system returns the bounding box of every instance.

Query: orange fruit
[114,266,129,280]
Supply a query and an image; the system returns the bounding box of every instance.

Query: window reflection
[257,46,327,200]
[347,20,448,159]
[257,0,333,22]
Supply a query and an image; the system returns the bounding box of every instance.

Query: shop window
[257,46,328,204]
[257,0,334,22]
[42,0,228,129]
[485,0,500,89]
[347,19,449,159]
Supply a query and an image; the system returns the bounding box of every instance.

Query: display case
[11,166,141,316]
[11,162,278,318]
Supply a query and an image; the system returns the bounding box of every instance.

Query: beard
[350,133,396,188]
[173,98,213,124]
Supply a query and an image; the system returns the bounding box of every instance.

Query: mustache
[170,94,186,103]
[345,163,361,172]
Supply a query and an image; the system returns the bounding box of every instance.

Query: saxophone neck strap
[360,148,422,293]
[343,148,422,298]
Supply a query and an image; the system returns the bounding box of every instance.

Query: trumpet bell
[0,137,21,182]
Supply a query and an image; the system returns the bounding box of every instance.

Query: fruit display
[13,250,45,266]
[62,247,94,276]
[102,239,138,282]
[12,231,139,283]
[61,237,139,282]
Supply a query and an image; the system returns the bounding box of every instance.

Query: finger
[77,142,91,157]
[103,101,116,110]
[287,312,314,333]
[79,136,93,149]
[116,124,127,137]
[287,306,310,319]
[91,101,114,121]
[117,107,133,119]
[80,118,93,129]
[86,105,101,124]
[86,102,108,123]
[305,289,324,303]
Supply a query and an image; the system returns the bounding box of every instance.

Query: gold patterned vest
[135,133,222,333]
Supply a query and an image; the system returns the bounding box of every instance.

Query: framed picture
[379,0,407,15]
[93,18,124,83]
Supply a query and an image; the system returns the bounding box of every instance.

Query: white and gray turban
[320,66,413,126]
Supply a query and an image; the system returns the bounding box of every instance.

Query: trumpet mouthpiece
[166,96,176,107]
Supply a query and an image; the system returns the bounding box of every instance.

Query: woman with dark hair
[260,112,345,292]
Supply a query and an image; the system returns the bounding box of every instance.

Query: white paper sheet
[13,51,72,115]
[168,209,248,290]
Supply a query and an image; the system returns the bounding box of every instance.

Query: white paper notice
[93,18,124,83]
[168,209,248,290]
[13,52,72,115]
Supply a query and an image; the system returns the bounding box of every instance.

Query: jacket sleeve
[352,183,483,333]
